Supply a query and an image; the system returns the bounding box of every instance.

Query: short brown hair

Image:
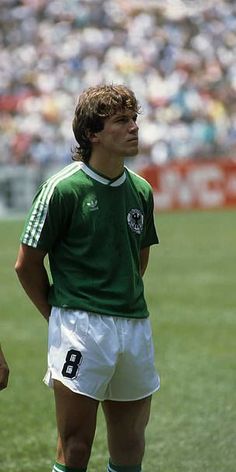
[72,84,140,162]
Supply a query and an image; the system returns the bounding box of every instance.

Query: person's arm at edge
[15,243,51,322]
[0,344,10,390]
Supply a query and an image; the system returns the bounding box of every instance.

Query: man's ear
[86,130,100,143]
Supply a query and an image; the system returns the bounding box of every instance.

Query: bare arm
[0,345,9,391]
[15,243,51,321]
[140,246,150,277]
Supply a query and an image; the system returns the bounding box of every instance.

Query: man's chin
[126,148,139,159]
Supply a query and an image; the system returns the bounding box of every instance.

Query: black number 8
[62,349,82,379]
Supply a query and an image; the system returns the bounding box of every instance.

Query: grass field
[0,210,235,472]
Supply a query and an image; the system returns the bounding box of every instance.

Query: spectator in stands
[0,0,236,167]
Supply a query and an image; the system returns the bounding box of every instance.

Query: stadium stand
[0,0,236,170]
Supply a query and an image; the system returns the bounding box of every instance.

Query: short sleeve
[20,184,70,251]
[141,188,159,248]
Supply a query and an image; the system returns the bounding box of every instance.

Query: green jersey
[21,162,159,318]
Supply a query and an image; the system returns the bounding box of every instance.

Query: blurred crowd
[1,0,236,168]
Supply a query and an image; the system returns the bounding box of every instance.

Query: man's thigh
[102,396,152,432]
[102,396,152,464]
[54,380,99,441]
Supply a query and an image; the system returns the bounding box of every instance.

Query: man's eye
[116,115,137,123]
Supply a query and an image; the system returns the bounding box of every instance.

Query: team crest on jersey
[127,209,144,234]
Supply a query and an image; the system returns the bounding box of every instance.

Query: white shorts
[43,307,160,401]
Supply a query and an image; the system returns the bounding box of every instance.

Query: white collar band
[81,162,126,187]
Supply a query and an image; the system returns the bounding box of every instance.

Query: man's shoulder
[125,167,153,193]
[43,161,87,193]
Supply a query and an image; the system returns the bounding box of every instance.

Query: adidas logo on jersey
[86,199,99,211]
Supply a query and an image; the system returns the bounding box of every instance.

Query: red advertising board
[140,160,236,211]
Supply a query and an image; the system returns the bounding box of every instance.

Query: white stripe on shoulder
[22,162,81,247]
[52,465,63,472]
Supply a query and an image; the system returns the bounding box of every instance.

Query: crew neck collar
[80,162,126,187]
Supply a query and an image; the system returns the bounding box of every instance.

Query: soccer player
[15,84,160,472]
[0,344,9,390]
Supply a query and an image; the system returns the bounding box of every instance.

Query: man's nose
[129,119,139,131]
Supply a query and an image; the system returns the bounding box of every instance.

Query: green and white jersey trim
[22,162,82,247]
[52,465,63,472]
[81,162,127,187]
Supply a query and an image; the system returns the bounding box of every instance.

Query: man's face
[94,110,139,158]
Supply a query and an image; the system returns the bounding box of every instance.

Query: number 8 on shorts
[62,349,82,379]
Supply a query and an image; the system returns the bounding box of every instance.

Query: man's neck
[88,154,124,180]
